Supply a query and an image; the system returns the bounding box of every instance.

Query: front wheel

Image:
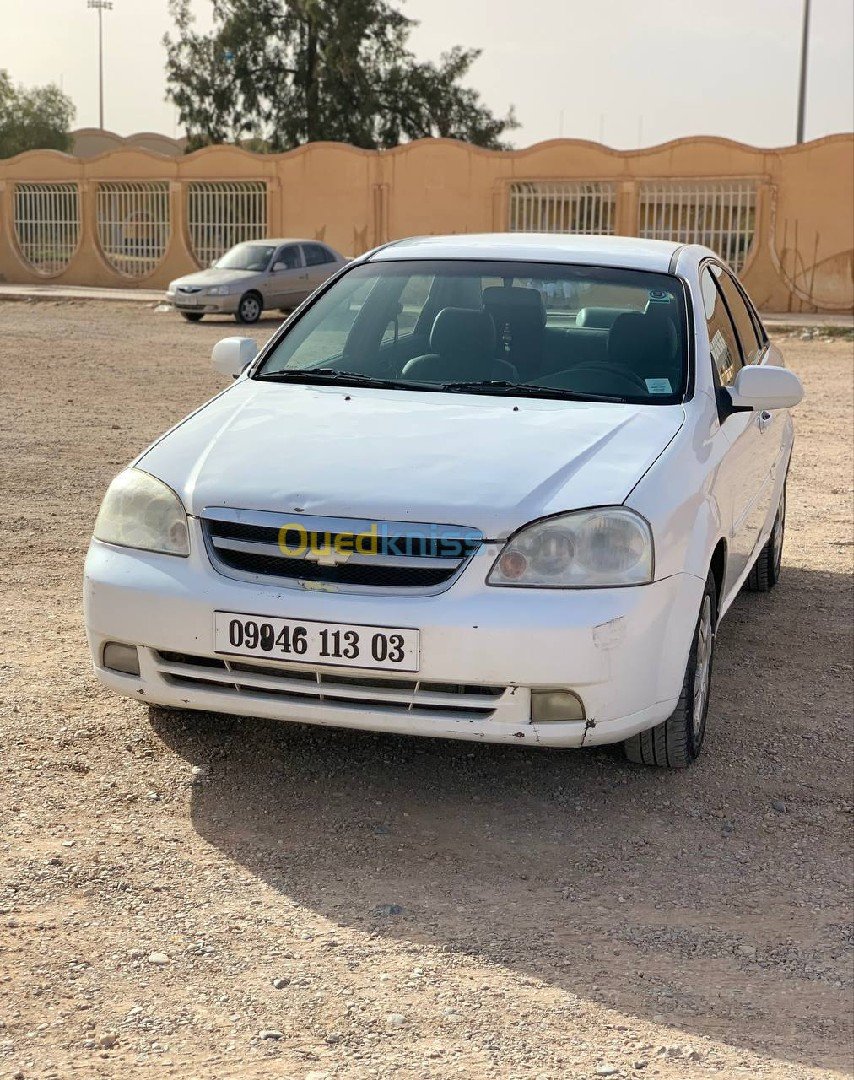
[235,292,262,324]
[623,572,717,768]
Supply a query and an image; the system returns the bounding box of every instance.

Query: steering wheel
[562,363,649,395]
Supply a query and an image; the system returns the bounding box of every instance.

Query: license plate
[213,611,420,672]
[177,294,201,306]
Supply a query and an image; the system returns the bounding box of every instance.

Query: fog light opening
[530,689,585,723]
[102,641,141,676]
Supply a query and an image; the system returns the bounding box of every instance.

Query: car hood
[137,381,684,538]
[170,268,260,287]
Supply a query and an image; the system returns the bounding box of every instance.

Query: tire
[181,311,204,323]
[746,483,786,592]
[235,292,262,324]
[623,572,717,768]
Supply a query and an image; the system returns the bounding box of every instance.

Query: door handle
[758,410,774,432]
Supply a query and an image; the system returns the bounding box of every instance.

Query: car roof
[242,238,334,247]
[368,233,714,273]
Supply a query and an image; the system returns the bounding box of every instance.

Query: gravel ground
[0,300,852,1080]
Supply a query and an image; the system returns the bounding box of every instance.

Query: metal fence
[638,181,758,272]
[96,181,171,278]
[13,182,80,274]
[509,181,616,235]
[186,181,268,267]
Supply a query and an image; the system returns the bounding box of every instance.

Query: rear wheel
[623,572,717,768]
[746,483,786,592]
[235,292,262,324]
[181,311,204,323]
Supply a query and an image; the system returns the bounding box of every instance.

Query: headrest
[575,306,625,329]
[644,297,677,319]
[608,311,678,370]
[430,307,496,355]
[482,286,546,325]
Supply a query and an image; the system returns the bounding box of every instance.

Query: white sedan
[84,234,802,767]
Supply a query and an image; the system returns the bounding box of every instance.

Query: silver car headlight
[487,508,653,588]
[93,469,190,556]
[206,285,231,296]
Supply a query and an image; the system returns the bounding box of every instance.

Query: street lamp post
[87,0,113,130]
[796,0,811,144]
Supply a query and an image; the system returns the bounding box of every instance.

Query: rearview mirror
[212,337,258,379]
[727,364,804,412]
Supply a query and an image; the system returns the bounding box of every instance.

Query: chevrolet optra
[84,235,803,767]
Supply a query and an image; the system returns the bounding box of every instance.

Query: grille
[201,509,482,594]
[154,650,506,721]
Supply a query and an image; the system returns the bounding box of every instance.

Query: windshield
[215,242,276,272]
[256,259,689,403]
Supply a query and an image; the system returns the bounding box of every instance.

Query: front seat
[402,308,516,383]
[481,286,547,379]
[607,311,679,388]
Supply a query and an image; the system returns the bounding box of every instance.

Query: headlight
[93,469,190,556]
[487,508,653,588]
[206,285,231,296]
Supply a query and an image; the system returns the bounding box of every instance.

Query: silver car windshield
[256,260,689,404]
[216,243,276,272]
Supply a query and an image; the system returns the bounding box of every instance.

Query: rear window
[258,260,688,404]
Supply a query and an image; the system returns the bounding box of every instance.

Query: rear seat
[575,307,632,329]
[541,326,609,375]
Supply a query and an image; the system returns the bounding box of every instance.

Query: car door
[713,267,783,541]
[301,243,342,294]
[701,264,769,586]
[267,244,309,309]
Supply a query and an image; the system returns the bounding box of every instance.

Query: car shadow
[150,565,852,1073]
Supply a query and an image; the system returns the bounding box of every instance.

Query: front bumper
[166,293,240,315]
[83,535,705,749]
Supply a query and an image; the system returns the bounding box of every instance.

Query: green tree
[164,0,517,152]
[0,71,75,158]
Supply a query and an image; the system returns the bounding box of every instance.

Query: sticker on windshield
[647,289,671,304]
[645,377,673,394]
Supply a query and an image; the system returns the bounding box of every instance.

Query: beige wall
[0,134,851,311]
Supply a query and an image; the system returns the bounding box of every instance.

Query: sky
[1,0,852,148]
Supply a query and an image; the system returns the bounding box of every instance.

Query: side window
[282,278,375,369]
[701,266,743,387]
[275,245,301,270]
[713,266,764,365]
[303,243,335,267]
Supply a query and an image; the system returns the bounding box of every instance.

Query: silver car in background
[165,239,349,324]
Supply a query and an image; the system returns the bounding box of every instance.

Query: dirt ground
[0,300,851,1080]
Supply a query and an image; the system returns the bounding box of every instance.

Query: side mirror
[728,364,804,412]
[212,337,258,379]
[272,261,287,273]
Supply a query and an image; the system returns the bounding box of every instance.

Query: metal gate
[638,181,758,271]
[96,181,171,277]
[13,183,80,275]
[508,182,616,235]
[186,181,268,267]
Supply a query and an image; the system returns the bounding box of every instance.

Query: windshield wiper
[254,368,430,391]
[438,380,627,403]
